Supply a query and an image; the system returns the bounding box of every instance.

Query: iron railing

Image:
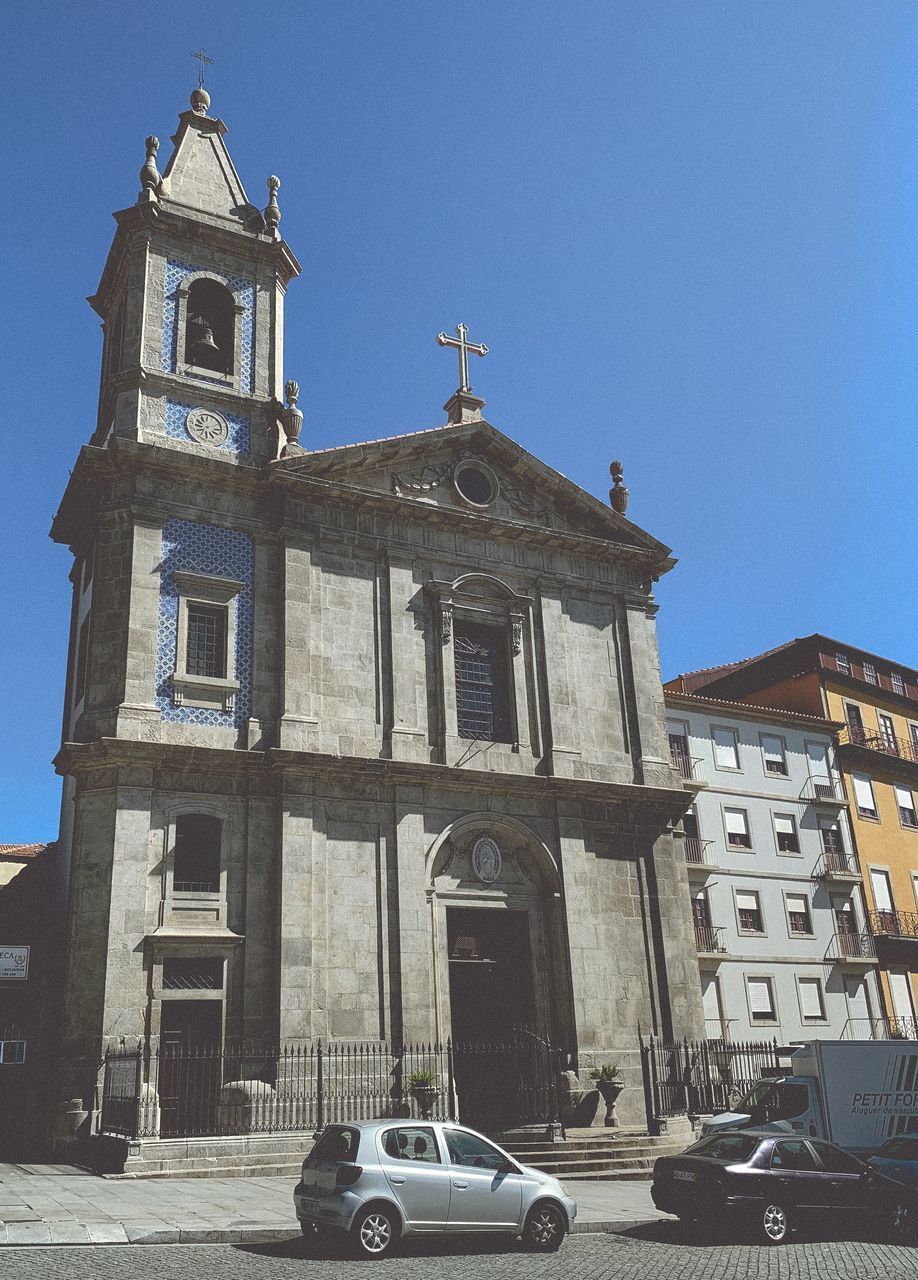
[843,1017,918,1041]
[641,1034,779,1120]
[816,848,858,878]
[800,775,845,803]
[682,837,714,867]
[694,924,726,954]
[99,1030,567,1141]
[670,747,705,782]
[832,930,877,961]
[704,1018,735,1042]
[838,726,918,764]
[868,910,918,942]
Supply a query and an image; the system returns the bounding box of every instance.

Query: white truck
[703,1040,918,1155]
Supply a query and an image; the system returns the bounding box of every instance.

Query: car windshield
[685,1134,760,1162]
[304,1125,360,1165]
[876,1138,918,1160]
[734,1080,810,1123]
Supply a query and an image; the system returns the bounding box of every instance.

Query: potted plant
[406,1069,439,1120]
[589,1064,624,1128]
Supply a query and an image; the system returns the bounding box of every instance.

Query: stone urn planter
[590,1066,624,1128]
[407,1073,439,1120]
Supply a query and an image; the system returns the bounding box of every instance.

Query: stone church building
[50,85,702,1145]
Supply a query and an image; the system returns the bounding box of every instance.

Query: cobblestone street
[2,1227,916,1280]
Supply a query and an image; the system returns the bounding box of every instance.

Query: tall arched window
[184,279,235,375]
[173,814,222,893]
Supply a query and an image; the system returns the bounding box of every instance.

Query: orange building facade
[667,635,918,1039]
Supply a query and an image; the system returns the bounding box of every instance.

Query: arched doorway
[426,816,572,1129]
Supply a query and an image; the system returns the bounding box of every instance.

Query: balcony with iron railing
[843,1016,918,1041]
[669,744,707,786]
[704,1017,736,1042]
[800,775,846,805]
[831,929,877,964]
[815,847,861,881]
[694,923,727,957]
[868,910,918,943]
[838,726,918,767]
[682,836,715,872]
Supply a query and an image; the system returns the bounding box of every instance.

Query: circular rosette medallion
[471,836,502,884]
[185,407,230,446]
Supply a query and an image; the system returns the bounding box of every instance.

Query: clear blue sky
[2,1,917,840]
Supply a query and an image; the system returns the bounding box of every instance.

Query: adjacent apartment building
[668,636,918,1041]
[664,691,882,1044]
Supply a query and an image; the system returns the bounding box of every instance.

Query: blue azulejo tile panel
[162,260,256,394]
[165,399,251,454]
[155,519,254,729]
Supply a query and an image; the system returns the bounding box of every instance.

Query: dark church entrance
[158,999,222,1136]
[447,908,556,1131]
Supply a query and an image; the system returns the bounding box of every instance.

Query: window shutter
[748,979,774,1015]
[894,784,914,809]
[774,815,795,835]
[725,809,748,836]
[870,870,893,912]
[786,894,807,916]
[852,774,875,810]
[713,728,738,768]
[736,892,759,912]
[799,979,823,1019]
[762,735,784,766]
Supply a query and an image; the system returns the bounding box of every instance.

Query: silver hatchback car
[293,1119,577,1258]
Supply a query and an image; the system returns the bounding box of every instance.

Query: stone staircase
[499,1127,690,1181]
[98,1124,691,1181]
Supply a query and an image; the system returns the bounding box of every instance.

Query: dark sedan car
[652,1129,915,1244]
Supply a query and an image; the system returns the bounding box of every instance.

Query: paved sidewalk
[0,1164,668,1246]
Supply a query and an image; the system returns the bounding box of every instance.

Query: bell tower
[88,86,301,460]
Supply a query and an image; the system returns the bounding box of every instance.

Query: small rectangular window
[748,977,776,1023]
[835,652,850,674]
[894,784,918,830]
[454,622,512,743]
[737,890,764,933]
[852,772,878,820]
[186,603,228,679]
[786,893,813,935]
[774,813,800,854]
[162,957,223,990]
[891,672,905,696]
[725,807,752,848]
[863,662,877,685]
[712,726,740,770]
[798,978,825,1021]
[761,734,788,776]
[0,1040,27,1065]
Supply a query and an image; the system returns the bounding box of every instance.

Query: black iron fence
[100,1029,566,1141]
[641,1034,779,1121]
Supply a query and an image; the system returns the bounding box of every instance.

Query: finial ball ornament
[190,86,211,115]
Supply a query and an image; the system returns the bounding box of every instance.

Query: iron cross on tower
[436,323,489,394]
[191,48,214,89]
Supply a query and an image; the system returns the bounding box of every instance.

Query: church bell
[190,322,220,363]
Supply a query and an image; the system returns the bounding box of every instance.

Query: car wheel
[891,1200,915,1243]
[351,1205,399,1259]
[760,1202,790,1244]
[524,1202,566,1252]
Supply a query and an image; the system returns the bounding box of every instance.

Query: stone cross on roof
[191,48,214,89]
[436,323,489,395]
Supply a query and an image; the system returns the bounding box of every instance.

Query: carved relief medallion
[471,836,502,884]
[185,407,229,446]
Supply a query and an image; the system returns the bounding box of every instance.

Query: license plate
[299,1198,320,1215]
[673,1170,696,1182]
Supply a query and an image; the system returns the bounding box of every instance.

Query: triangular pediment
[159,112,255,224]
[277,420,670,558]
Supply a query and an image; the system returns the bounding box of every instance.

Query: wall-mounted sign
[0,947,29,980]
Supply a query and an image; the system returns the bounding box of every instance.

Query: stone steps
[500,1130,689,1183]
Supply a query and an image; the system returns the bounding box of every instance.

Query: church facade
[50,86,703,1143]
